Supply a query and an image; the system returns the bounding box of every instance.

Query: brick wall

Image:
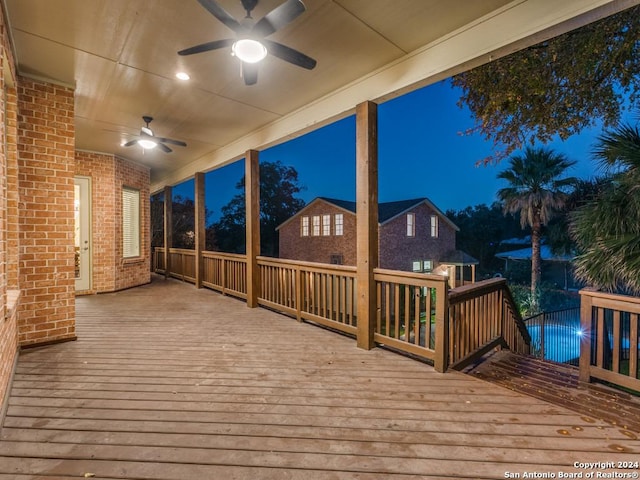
[279,199,356,265]
[0,9,19,405]
[6,87,19,289]
[379,202,457,271]
[114,156,150,291]
[280,199,457,272]
[75,151,150,293]
[17,77,76,346]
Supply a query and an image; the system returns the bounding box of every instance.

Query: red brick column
[17,77,76,346]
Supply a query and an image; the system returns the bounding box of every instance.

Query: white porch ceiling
[3,0,637,190]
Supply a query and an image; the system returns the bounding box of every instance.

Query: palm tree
[497,147,577,305]
[570,120,640,294]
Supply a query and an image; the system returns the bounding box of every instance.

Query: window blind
[122,187,140,258]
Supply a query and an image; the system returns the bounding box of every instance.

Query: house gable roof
[276,197,459,231]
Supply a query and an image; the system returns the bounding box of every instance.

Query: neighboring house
[277,197,477,286]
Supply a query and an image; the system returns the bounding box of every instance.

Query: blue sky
[174,78,615,223]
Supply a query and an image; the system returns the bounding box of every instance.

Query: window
[407,213,415,237]
[312,215,320,236]
[334,214,344,236]
[330,254,343,265]
[430,215,439,238]
[301,216,309,236]
[412,259,433,273]
[122,187,140,258]
[322,214,331,236]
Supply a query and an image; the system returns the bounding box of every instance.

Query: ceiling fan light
[138,139,157,150]
[232,39,267,63]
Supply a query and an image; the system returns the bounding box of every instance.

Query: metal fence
[524,307,581,366]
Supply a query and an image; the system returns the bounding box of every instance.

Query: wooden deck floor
[1,275,639,479]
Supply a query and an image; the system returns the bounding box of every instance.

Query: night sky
[173,78,615,223]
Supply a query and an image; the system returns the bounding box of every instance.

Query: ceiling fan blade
[252,0,306,38]
[242,62,259,86]
[123,139,139,147]
[178,38,234,56]
[196,0,241,33]
[263,40,316,70]
[157,143,172,153]
[157,137,187,147]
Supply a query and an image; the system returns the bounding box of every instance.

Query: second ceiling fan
[179,0,317,85]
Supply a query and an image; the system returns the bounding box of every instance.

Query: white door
[74,177,91,291]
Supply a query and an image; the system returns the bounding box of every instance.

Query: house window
[122,187,140,258]
[334,214,343,236]
[407,213,415,237]
[322,214,331,236]
[431,215,438,238]
[412,259,433,273]
[301,216,309,237]
[312,215,320,236]
[330,254,343,265]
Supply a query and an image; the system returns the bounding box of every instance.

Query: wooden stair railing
[446,278,530,371]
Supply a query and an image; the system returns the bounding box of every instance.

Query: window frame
[430,214,439,238]
[407,213,415,237]
[312,215,320,236]
[301,216,310,237]
[122,186,141,259]
[322,214,331,236]
[334,213,344,236]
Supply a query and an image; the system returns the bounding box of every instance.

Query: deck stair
[467,350,640,434]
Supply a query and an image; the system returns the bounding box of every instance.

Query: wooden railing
[202,251,247,300]
[154,247,196,283]
[447,278,530,370]
[373,268,448,366]
[257,257,357,335]
[579,289,640,392]
[153,249,534,372]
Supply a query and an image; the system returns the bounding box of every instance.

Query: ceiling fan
[123,116,187,153]
[178,0,317,85]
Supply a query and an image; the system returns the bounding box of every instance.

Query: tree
[213,161,306,256]
[546,178,606,256]
[570,118,640,294]
[150,194,215,250]
[452,5,640,164]
[445,202,521,276]
[497,147,577,303]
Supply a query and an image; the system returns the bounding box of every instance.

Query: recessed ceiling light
[176,72,190,81]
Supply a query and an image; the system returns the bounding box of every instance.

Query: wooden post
[356,101,378,350]
[246,150,260,308]
[434,279,450,372]
[578,289,593,383]
[163,185,172,279]
[194,172,205,288]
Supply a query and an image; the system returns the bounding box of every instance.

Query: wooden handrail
[202,250,247,261]
[257,255,356,274]
[447,278,530,370]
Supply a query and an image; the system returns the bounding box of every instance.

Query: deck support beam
[246,150,261,308]
[356,101,378,350]
[194,172,205,288]
[163,185,172,279]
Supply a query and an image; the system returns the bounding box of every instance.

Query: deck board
[1,275,639,479]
